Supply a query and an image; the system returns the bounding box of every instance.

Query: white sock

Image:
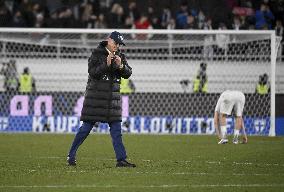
[234,129,240,139]
[221,126,227,139]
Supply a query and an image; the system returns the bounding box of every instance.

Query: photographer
[193,62,208,93]
[256,73,269,95]
[0,60,19,93]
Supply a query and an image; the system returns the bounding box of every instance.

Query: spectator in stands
[80,1,96,28]
[34,12,44,28]
[161,6,172,29]
[108,3,125,28]
[147,6,155,21]
[12,10,27,27]
[19,67,36,93]
[203,18,214,60]
[58,7,77,28]
[16,0,38,27]
[0,60,19,93]
[270,0,284,23]
[132,14,153,40]
[275,19,283,37]
[151,16,161,29]
[240,15,251,29]
[167,18,176,29]
[241,0,253,8]
[216,23,230,57]
[255,3,275,29]
[45,0,63,15]
[175,2,188,29]
[123,15,133,29]
[255,73,269,95]
[45,10,60,28]
[67,31,136,168]
[193,62,208,93]
[1,0,283,32]
[31,3,44,27]
[0,1,12,27]
[125,1,140,23]
[203,17,213,30]
[185,14,197,29]
[197,10,206,29]
[275,19,283,58]
[133,13,151,30]
[232,15,246,30]
[94,13,107,29]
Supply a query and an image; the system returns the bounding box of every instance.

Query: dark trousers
[68,121,127,161]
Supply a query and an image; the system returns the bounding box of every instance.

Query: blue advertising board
[0,93,282,135]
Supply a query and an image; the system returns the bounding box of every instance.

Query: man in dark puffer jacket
[67,31,136,168]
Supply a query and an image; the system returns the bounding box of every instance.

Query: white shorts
[216,90,245,116]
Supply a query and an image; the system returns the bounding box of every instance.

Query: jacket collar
[96,41,109,55]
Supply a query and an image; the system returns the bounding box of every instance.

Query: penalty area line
[1,184,284,188]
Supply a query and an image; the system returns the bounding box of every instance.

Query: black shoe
[67,156,76,166]
[116,160,136,168]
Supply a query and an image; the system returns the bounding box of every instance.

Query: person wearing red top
[133,14,152,40]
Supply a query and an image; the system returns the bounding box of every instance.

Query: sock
[234,129,240,139]
[221,126,227,139]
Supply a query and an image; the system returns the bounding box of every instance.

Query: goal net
[0,28,280,136]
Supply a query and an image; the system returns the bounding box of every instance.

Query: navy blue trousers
[68,121,127,161]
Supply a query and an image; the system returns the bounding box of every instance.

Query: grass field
[0,134,284,192]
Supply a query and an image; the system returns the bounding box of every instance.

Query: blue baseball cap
[109,31,125,46]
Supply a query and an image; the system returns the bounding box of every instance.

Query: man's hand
[114,55,123,69]
[107,54,114,66]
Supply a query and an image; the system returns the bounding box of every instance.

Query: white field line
[206,160,284,167]
[37,157,284,167]
[0,184,284,189]
[5,169,284,176]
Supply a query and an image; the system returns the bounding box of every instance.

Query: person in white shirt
[214,90,248,144]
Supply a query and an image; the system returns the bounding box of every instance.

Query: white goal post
[0,28,280,136]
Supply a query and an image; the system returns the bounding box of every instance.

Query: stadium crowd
[0,0,283,36]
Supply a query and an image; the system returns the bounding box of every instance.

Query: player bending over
[214,90,248,144]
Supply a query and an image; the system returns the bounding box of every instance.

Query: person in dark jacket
[67,31,136,168]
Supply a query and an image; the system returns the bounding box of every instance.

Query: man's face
[107,38,120,53]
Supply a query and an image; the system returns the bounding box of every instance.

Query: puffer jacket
[80,41,132,123]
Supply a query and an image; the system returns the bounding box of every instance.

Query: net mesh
[0,30,280,135]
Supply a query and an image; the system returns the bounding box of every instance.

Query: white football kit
[215,90,245,117]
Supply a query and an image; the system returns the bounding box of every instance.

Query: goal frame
[0,28,277,136]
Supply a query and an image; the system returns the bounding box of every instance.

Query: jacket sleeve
[88,51,109,79]
[116,53,132,79]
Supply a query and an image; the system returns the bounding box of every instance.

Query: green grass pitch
[0,134,284,192]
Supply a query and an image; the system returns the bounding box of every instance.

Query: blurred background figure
[108,3,125,29]
[275,19,283,59]
[161,6,172,29]
[132,13,153,40]
[175,2,188,29]
[203,18,214,61]
[120,78,135,94]
[180,79,190,93]
[216,22,229,59]
[193,62,208,93]
[256,73,269,95]
[19,67,36,93]
[255,3,275,30]
[0,59,19,93]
